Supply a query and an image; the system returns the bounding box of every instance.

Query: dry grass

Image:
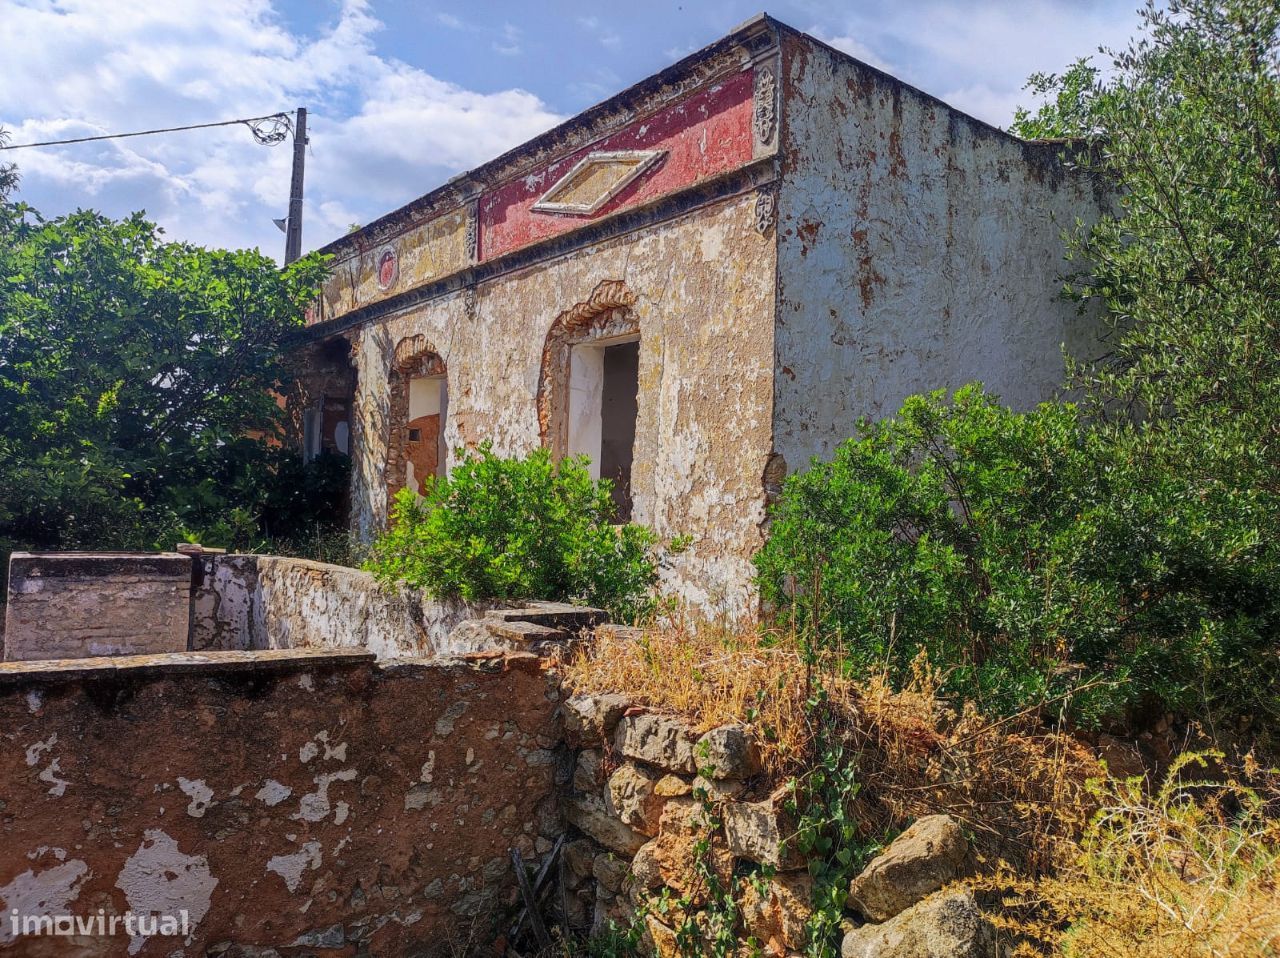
[565,622,1100,873]
[991,752,1280,957]
[565,620,829,774]
[567,622,1280,955]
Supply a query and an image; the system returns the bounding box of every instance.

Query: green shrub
[754,385,1280,730]
[363,445,658,621]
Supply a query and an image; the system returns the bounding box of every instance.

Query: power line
[0,113,294,151]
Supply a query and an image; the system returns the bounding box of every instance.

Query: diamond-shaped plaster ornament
[531,150,665,216]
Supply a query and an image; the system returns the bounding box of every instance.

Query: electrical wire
[0,112,294,150]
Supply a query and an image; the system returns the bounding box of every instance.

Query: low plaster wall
[0,648,565,957]
[191,555,495,659]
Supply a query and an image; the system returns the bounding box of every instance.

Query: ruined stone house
[292,14,1107,616]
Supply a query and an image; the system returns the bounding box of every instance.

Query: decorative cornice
[317,18,780,260]
[296,157,778,346]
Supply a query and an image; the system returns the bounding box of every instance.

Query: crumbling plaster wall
[0,649,564,957]
[190,555,494,659]
[772,34,1110,469]
[348,193,778,618]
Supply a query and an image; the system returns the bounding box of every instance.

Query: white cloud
[0,0,564,256]
[492,22,523,57]
[805,28,899,75]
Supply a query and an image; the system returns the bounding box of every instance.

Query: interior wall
[406,376,447,493]
[567,345,605,479]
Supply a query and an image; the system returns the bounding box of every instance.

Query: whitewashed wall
[772,34,1111,470]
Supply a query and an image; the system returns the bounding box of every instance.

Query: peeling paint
[0,857,90,944]
[25,733,56,766]
[293,767,357,823]
[773,35,1108,470]
[344,194,776,618]
[116,829,216,954]
[266,840,322,893]
[178,777,214,818]
[256,779,292,807]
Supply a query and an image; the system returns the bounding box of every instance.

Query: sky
[0,0,1143,259]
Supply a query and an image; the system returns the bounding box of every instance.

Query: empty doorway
[567,337,638,520]
[405,375,447,494]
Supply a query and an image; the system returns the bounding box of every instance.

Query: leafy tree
[1014,0,1280,463]
[0,171,337,565]
[365,445,659,621]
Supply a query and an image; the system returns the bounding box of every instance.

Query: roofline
[316,13,1078,260]
[316,13,783,259]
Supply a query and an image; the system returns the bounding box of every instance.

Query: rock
[564,793,648,856]
[696,723,761,779]
[655,772,746,801]
[723,788,803,869]
[1095,734,1151,781]
[647,798,733,904]
[654,774,693,798]
[593,890,633,935]
[573,748,606,792]
[841,890,995,958]
[565,887,594,929]
[615,713,700,774]
[605,763,667,835]
[645,915,681,958]
[847,815,968,921]
[739,872,814,952]
[629,840,664,896]
[593,852,630,893]
[564,838,601,880]
[564,693,632,746]
[692,775,748,802]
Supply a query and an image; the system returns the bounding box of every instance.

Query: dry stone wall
[557,691,998,958]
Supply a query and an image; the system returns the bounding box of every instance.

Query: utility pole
[284,107,307,264]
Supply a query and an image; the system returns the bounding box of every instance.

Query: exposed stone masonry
[557,692,996,958]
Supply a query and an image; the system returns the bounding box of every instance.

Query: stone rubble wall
[0,647,567,957]
[558,691,996,958]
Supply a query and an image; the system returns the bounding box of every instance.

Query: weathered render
[189,554,497,658]
[292,15,1109,618]
[0,648,564,956]
[773,34,1108,467]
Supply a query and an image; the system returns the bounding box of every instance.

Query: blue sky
[1,1,1142,257]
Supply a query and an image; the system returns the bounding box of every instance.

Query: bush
[754,385,1280,731]
[363,445,658,621]
[994,753,1280,957]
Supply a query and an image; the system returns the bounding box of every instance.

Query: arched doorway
[388,335,448,503]
[537,281,640,520]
